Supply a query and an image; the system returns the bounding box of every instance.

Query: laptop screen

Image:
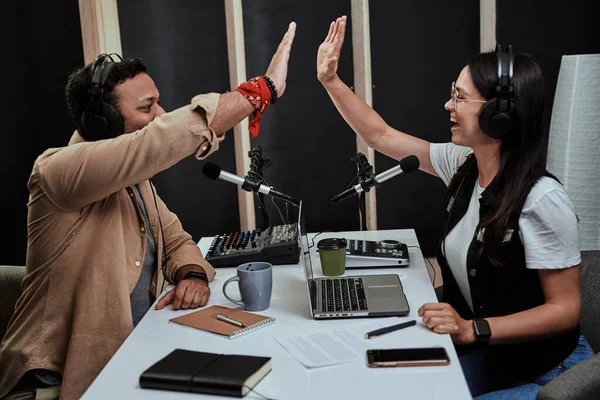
[297,201,317,312]
[298,201,314,281]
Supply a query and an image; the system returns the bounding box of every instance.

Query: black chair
[536,250,600,400]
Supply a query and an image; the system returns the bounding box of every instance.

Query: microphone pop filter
[399,155,420,173]
[202,162,222,180]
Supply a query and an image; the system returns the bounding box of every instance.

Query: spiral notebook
[169,305,275,339]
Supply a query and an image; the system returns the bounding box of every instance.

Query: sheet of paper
[274,329,363,368]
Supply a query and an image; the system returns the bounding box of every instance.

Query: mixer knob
[380,240,402,250]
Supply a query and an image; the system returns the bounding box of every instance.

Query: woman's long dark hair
[444,51,549,266]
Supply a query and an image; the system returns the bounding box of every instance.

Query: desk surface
[83,229,470,400]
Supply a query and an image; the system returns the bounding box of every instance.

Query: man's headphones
[478,45,515,139]
[80,53,125,141]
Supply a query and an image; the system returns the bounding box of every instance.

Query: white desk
[83,229,471,400]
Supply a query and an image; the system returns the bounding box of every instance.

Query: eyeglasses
[451,82,487,110]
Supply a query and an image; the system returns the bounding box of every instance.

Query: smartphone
[366,347,450,368]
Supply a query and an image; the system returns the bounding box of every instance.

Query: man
[0,22,296,400]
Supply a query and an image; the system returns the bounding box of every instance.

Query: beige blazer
[0,93,223,399]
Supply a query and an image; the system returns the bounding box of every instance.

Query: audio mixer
[205,223,300,268]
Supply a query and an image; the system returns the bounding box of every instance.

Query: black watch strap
[182,270,209,285]
[472,318,491,344]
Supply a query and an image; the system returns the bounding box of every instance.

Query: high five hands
[266,22,297,98]
[317,16,347,85]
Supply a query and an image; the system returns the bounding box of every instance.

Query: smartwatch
[472,318,491,344]
[182,270,209,285]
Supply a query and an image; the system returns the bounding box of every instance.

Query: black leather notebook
[139,349,272,397]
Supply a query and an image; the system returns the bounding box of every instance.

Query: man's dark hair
[65,56,147,133]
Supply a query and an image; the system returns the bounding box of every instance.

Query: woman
[317,16,593,399]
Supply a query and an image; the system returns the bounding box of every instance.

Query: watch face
[185,271,208,283]
[474,319,491,338]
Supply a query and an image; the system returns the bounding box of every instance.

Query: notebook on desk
[140,349,271,397]
[169,305,275,339]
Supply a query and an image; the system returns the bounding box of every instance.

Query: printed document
[275,329,363,368]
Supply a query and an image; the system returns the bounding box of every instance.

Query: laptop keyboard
[321,277,368,312]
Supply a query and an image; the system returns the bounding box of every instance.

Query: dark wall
[497,0,600,116]
[1,0,83,265]
[117,0,239,240]
[370,1,480,255]
[115,0,478,255]
[118,0,358,242]
[242,0,357,234]
[4,1,599,265]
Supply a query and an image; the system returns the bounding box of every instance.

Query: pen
[364,319,417,339]
[216,314,247,328]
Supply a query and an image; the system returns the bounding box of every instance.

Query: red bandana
[235,76,272,138]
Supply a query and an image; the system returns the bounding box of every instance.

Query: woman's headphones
[478,45,515,139]
[80,53,125,141]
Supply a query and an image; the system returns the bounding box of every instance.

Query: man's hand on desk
[418,302,476,345]
[155,279,210,310]
[156,265,212,310]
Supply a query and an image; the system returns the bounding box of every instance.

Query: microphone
[202,162,300,207]
[330,155,420,203]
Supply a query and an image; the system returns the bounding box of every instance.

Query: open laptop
[297,202,410,319]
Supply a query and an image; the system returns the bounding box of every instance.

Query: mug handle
[223,276,245,307]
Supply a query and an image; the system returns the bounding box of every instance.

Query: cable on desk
[407,245,437,287]
[308,230,331,249]
[243,384,278,400]
[253,172,287,225]
[254,191,270,228]
[270,196,287,225]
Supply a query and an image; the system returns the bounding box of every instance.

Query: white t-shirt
[430,143,581,312]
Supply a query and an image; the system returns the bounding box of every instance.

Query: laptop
[297,202,410,319]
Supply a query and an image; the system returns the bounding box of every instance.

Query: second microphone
[202,162,300,207]
[331,155,420,203]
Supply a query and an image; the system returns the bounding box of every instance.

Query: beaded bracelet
[262,75,278,104]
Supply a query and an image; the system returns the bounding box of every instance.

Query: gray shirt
[130,185,157,326]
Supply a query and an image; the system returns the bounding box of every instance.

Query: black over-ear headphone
[80,53,125,141]
[478,45,515,139]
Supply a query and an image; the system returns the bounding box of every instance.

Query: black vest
[437,158,580,386]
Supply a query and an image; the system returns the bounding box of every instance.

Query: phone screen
[367,348,449,365]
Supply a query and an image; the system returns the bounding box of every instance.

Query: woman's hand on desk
[155,279,211,311]
[418,303,476,345]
